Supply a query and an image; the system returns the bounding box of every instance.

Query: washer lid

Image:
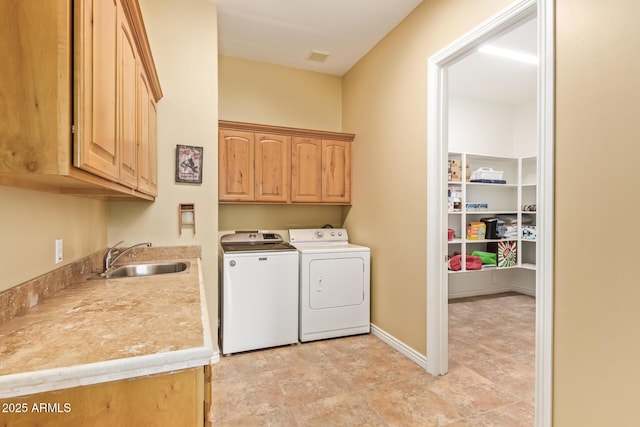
[221,242,297,253]
[221,232,297,253]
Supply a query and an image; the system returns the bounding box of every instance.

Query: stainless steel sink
[91,262,188,279]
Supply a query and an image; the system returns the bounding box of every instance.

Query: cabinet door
[219,130,255,201]
[75,0,119,181]
[321,140,351,203]
[0,0,69,176]
[0,368,205,426]
[137,68,152,194]
[255,133,291,202]
[117,7,137,188]
[291,137,322,203]
[148,99,158,196]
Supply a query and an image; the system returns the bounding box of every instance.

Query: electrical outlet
[55,239,63,264]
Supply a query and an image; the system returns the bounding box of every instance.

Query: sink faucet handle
[109,240,125,251]
[104,241,152,273]
[104,241,125,271]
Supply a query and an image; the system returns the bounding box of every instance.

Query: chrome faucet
[103,241,152,275]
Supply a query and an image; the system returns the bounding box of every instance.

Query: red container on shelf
[447,229,454,241]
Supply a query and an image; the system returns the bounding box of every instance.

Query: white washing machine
[220,232,299,355]
[289,228,370,342]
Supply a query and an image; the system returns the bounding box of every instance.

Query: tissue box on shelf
[522,225,537,240]
[466,222,486,240]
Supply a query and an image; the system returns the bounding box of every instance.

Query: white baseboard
[448,286,513,299]
[370,324,428,370]
[210,351,220,364]
[511,284,536,297]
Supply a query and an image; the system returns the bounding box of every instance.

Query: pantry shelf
[466,182,518,188]
[447,152,537,275]
[466,210,517,215]
[466,238,518,244]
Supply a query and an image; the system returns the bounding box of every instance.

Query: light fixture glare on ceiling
[306,50,330,63]
[478,45,538,65]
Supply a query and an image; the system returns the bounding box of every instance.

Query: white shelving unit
[447,152,537,274]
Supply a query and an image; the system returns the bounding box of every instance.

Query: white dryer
[289,228,370,342]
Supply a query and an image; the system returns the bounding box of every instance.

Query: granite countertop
[0,253,213,399]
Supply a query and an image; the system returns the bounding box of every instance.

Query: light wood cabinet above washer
[219,121,355,205]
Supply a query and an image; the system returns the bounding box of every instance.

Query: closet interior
[446,16,538,299]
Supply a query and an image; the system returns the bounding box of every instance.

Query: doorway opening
[426,0,554,425]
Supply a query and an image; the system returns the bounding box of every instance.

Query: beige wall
[108,0,219,349]
[219,55,342,131]
[0,186,108,292]
[554,0,640,423]
[218,55,345,231]
[342,0,512,355]
[219,205,343,232]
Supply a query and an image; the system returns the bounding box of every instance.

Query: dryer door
[308,257,365,309]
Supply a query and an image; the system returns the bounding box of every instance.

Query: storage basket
[471,167,504,181]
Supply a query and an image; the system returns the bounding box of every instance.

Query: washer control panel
[221,231,284,244]
[289,228,349,243]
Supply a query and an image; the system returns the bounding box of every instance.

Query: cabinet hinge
[71,124,75,134]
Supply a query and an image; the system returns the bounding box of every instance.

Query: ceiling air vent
[306,50,330,63]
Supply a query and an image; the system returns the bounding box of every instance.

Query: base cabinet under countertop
[0,366,211,427]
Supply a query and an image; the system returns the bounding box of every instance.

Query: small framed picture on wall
[175,145,204,184]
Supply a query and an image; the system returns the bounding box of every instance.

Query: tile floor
[211,292,535,426]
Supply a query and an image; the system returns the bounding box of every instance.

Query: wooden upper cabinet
[291,137,322,203]
[0,0,66,177]
[75,0,163,193]
[75,0,119,181]
[291,139,351,204]
[117,5,138,188]
[136,68,158,196]
[322,140,351,203]
[0,0,161,199]
[255,133,291,202]
[218,121,355,205]
[136,69,150,194]
[219,130,255,201]
[148,100,158,195]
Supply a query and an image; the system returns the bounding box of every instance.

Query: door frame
[426,0,554,425]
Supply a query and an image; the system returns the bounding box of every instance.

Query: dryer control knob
[315,230,324,238]
[331,232,335,236]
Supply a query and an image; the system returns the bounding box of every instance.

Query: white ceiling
[210,1,537,106]
[448,17,538,106]
[210,0,423,76]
